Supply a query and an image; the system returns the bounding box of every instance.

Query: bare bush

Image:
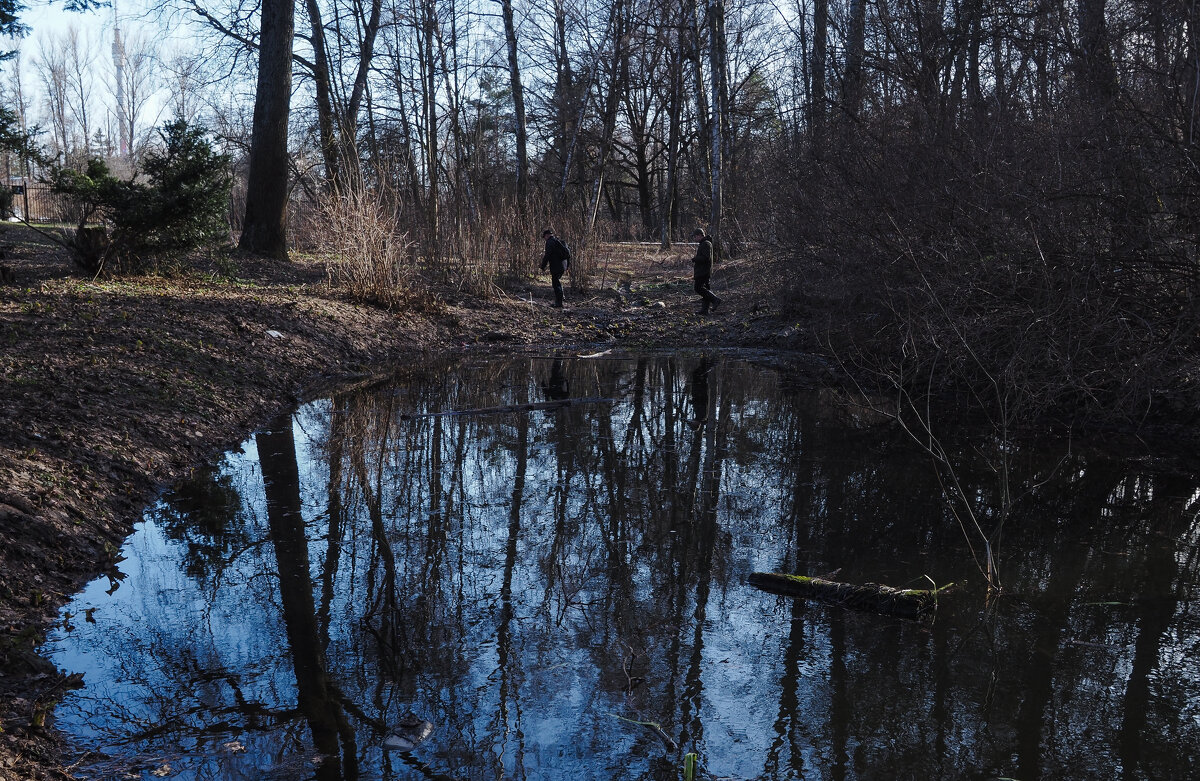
[441,203,543,297]
[427,199,596,297]
[316,186,426,310]
[774,110,1200,434]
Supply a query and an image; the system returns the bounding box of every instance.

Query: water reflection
[45,355,1200,780]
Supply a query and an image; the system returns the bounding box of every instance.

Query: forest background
[3,0,1200,434]
[2,0,1200,773]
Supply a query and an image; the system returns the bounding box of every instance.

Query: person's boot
[711,296,722,312]
[553,290,564,308]
[699,300,710,315]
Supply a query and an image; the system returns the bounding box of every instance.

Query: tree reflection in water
[45,356,1200,780]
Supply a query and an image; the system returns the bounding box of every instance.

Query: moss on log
[748,572,952,619]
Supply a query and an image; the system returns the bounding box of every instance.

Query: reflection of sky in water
[43,356,1200,780]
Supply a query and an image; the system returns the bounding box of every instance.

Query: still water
[45,355,1200,780]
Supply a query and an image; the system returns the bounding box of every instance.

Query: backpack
[555,237,571,268]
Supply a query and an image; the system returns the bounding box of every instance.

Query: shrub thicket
[51,120,233,274]
[776,107,1200,433]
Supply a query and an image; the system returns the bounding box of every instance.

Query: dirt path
[0,231,815,779]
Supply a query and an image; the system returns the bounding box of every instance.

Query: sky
[9,0,203,153]
[20,0,153,41]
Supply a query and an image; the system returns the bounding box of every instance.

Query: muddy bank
[0,233,811,779]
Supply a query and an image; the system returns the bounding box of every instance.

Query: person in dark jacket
[540,229,570,308]
[691,228,722,314]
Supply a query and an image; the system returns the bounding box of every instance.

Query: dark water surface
[44,355,1200,780]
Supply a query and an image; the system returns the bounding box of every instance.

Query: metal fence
[7,181,80,225]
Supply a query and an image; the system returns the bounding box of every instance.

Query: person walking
[691,228,722,314]
[540,229,571,308]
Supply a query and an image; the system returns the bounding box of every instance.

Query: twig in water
[608,713,678,752]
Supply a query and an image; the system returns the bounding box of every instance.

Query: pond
[44,354,1200,780]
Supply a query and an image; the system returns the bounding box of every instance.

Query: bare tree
[809,0,826,148]
[63,27,95,155]
[34,33,72,158]
[108,28,159,160]
[706,0,725,249]
[162,51,205,125]
[586,0,632,234]
[657,0,685,246]
[840,0,866,120]
[299,0,383,189]
[550,0,575,193]
[3,49,34,182]
[498,0,528,209]
[237,0,294,259]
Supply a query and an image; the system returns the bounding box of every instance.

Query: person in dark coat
[691,228,722,314]
[540,229,570,308]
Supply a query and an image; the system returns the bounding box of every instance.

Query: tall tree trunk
[707,0,725,253]
[329,0,384,189]
[364,81,384,193]
[345,0,384,159]
[689,0,711,193]
[388,61,425,213]
[304,0,341,188]
[420,0,439,257]
[257,416,356,777]
[967,5,984,124]
[991,20,1006,118]
[553,0,575,193]
[1185,4,1200,146]
[660,38,682,248]
[1033,8,1050,119]
[588,0,628,235]
[915,0,943,131]
[1077,0,1119,112]
[1077,0,1148,256]
[811,0,827,150]
[435,8,478,235]
[239,0,294,260]
[841,0,866,120]
[499,0,529,210]
[634,129,653,233]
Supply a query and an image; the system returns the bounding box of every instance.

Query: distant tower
[112,4,129,157]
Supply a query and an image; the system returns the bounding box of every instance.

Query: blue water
[44,355,1200,780]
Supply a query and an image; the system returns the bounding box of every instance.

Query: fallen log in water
[748,572,953,619]
[400,397,613,420]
